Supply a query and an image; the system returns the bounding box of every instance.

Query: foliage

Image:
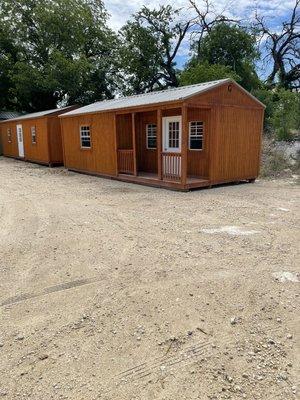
[193,22,260,91]
[254,88,300,141]
[179,62,240,86]
[271,89,300,141]
[260,138,291,178]
[118,5,190,94]
[0,0,117,111]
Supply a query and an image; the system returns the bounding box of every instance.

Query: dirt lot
[0,157,299,400]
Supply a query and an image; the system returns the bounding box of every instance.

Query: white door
[163,116,182,153]
[16,124,24,157]
[162,116,182,179]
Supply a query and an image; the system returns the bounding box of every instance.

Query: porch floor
[116,172,210,191]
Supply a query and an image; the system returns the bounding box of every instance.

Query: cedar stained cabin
[60,79,265,190]
[0,107,75,166]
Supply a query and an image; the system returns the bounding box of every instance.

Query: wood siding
[47,116,64,163]
[1,121,19,158]
[136,111,157,173]
[22,118,50,164]
[187,108,211,178]
[1,113,66,164]
[61,112,117,176]
[209,106,263,182]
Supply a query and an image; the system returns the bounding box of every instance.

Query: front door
[16,124,24,158]
[162,116,182,179]
[163,116,182,153]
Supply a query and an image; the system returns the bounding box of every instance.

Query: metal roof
[61,79,265,118]
[60,79,235,117]
[2,106,74,123]
[0,111,23,120]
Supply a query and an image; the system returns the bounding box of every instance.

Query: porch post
[157,109,162,180]
[181,104,188,185]
[132,112,137,176]
[113,113,118,176]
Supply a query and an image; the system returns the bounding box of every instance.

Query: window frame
[80,125,91,149]
[31,126,37,144]
[189,121,204,151]
[146,123,157,150]
[7,128,12,143]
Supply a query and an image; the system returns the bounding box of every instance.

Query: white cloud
[104,0,295,30]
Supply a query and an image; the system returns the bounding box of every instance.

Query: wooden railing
[117,149,134,174]
[162,152,181,181]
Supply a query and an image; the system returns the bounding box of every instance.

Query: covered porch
[114,105,211,190]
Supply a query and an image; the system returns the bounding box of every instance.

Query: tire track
[100,321,297,395]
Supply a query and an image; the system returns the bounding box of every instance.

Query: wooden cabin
[0,107,75,166]
[60,79,265,190]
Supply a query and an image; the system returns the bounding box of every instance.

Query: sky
[104,0,296,73]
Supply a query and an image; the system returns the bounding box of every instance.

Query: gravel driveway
[0,157,299,400]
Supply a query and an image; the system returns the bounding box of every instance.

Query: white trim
[162,116,182,153]
[16,124,24,157]
[189,121,204,151]
[80,125,91,149]
[31,125,37,144]
[146,123,157,149]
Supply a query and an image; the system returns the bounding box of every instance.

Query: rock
[286,334,293,339]
[230,317,238,325]
[16,334,24,341]
[38,354,49,360]
[0,342,4,348]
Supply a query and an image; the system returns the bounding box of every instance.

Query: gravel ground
[0,157,299,400]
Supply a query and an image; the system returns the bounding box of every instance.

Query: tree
[118,5,190,94]
[193,22,260,90]
[180,61,240,86]
[0,0,117,112]
[118,21,163,95]
[254,0,300,90]
[189,0,241,60]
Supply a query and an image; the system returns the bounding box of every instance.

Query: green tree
[271,89,300,141]
[0,0,117,112]
[180,61,240,86]
[194,23,260,91]
[118,5,190,94]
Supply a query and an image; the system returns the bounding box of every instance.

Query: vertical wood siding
[1,122,19,158]
[210,106,263,181]
[47,116,64,163]
[61,112,117,176]
[187,108,211,178]
[22,118,50,163]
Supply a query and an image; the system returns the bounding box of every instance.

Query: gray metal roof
[0,111,23,120]
[61,79,265,118]
[2,106,74,123]
[61,79,235,117]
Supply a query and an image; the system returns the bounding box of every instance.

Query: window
[31,126,36,144]
[168,121,180,148]
[146,124,157,149]
[80,126,91,148]
[7,128,12,143]
[189,121,204,150]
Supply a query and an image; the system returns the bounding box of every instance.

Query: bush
[260,138,291,178]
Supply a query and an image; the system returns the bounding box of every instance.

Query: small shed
[60,79,265,190]
[0,106,76,166]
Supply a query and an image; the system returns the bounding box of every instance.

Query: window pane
[189,121,204,150]
[80,126,91,148]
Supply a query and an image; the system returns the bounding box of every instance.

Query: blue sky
[104,0,296,77]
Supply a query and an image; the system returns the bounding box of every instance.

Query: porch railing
[162,152,181,181]
[117,149,134,174]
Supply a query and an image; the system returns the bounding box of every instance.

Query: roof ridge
[91,79,230,106]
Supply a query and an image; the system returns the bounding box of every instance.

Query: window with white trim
[146,123,157,149]
[31,126,37,144]
[7,128,12,143]
[80,126,91,148]
[189,121,204,150]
